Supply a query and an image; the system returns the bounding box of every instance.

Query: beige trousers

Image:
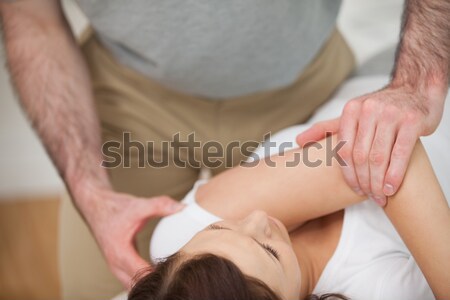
[59,29,355,300]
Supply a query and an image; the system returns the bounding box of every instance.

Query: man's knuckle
[362,98,378,112]
[353,149,367,165]
[383,105,399,120]
[343,100,360,115]
[369,150,385,166]
[403,111,419,124]
[392,146,408,159]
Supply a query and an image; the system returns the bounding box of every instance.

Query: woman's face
[181,210,301,300]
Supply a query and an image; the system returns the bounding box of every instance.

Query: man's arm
[297,0,449,206]
[392,0,449,93]
[0,0,182,288]
[383,0,449,196]
[0,0,108,195]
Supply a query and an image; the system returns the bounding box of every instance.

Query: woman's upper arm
[196,135,364,230]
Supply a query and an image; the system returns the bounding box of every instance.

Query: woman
[128,78,450,300]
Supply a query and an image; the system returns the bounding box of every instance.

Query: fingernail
[353,187,364,196]
[384,184,395,196]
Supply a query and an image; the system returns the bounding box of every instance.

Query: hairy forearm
[384,141,450,298]
[1,2,110,205]
[391,0,449,97]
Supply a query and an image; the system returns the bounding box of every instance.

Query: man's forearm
[391,0,449,97]
[1,2,110,205]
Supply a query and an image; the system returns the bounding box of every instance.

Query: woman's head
[130,210,301,300]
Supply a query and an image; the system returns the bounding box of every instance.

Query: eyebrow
[206,225,279,262]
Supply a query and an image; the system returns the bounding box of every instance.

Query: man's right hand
[76,186,185,289]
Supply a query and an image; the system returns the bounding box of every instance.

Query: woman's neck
[290,210,344,299]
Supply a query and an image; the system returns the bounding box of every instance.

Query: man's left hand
[296,84,445,206]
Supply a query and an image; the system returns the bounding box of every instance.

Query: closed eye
[207,224,228,230]
[260,243,280,260]
[206,224,281,261]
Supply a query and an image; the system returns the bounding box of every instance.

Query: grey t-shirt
[75,1,341,98]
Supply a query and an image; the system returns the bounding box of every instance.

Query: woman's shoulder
[150,180,221,262]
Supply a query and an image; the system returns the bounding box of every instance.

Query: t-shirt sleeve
[378,256,434,300]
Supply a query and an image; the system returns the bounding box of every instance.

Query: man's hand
[298,0,449,206]
[76,187,185,289]
[296,84,445,206]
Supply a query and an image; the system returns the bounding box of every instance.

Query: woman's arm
[197,136,365,230]
[383,141,450,298]
[197,136,449,296]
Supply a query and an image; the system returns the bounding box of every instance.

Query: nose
[240,210,272,237]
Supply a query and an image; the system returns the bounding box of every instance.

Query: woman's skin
[182,136,450,299]
[181,209,343,300]
[182,211,301,300]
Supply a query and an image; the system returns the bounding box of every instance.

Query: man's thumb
[150,196,186,216]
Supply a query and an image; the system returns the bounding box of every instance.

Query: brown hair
[128,253,348,300]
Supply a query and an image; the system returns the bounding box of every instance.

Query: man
[0,0,448,299]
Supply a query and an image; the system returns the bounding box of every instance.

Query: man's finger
[339,101,363,195]
[352,111,377,196]
[383,126,419,196]
[296,118,340,147]
[127,196,185,237]
[368,120,397,206]
[147,196,185,217]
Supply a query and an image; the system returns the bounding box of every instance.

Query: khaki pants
[59,29,355,300]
